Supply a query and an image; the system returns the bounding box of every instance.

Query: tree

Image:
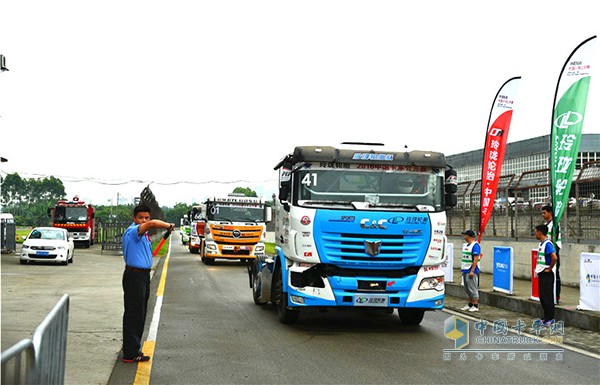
[0,172,66,226]
[163,202,192,225]
[1,173,65,205]
[1,173,26,206]
[232,187,257,197]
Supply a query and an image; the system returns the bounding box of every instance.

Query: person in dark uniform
[541,205,561,303]
[534,224,558,325]
[121,204,174,363]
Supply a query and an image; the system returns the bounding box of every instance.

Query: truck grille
[210,225,263,245]
[319,231,424,267]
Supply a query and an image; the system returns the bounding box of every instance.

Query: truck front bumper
[285,264,445,310]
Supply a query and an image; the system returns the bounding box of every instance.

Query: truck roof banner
[551,35,597,227]
[478,76,521,243]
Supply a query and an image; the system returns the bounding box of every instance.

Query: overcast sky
[1,0,598,208]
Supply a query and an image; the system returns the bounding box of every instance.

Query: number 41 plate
[354,294,388,307]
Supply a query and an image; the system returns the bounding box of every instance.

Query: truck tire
[398,309,425,325]
[273,266,299,324]
[251,264,264,305]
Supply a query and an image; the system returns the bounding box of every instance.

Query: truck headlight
[207,244,217,251]
[419,276,444,291]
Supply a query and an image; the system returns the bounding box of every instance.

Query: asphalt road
[110,235,599,385]
[2,233,599,385]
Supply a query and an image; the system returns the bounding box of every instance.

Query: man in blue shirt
[534,224,558,325]
[121,204,174,363]
[460,229,481,312]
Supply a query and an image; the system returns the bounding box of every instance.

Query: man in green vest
[534,224,558,325]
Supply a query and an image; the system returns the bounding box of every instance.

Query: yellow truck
[199,194,272,264]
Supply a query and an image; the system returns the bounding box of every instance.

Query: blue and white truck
[249,142,457,324]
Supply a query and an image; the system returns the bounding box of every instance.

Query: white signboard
[579,253,600,311]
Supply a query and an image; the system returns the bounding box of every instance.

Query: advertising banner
[442,243,454,283]
[579,253,600,311]
[479,77,521,243]
[531,249,540,301]
[492,246,513,294]
[551,36,596,226]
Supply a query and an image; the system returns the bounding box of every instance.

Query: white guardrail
[1,294,70,385]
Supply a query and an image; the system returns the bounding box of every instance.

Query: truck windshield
[54,207,88,223]
[206,204,266,222]
[294,167,443,211]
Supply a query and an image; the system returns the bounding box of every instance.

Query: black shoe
[122,355,151,363]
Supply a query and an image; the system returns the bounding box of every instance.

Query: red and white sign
[479,77,521,243]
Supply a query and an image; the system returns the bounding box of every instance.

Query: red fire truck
[47,196,96,247]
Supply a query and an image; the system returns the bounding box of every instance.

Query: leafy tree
[162,202,192,225]
[1,173,26,206]
[0,173,66,226]
[1,173,65,206]
[232,187,257,197]
[94,204,134,224]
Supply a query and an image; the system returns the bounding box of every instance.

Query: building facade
[446,134,600,203]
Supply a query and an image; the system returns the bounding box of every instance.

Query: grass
[16,227,32,243]
[151,238,171,257]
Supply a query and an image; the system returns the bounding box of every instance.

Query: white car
[20,227,74,265]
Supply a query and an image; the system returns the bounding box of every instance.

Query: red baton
[153,228,173,256]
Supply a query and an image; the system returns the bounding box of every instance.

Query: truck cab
[249,142,457,324]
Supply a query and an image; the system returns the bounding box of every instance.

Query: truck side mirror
[444,169,457,193]
[279,165,291,203]
[445,193,458,208]
[279,185,290,202]
[444,169,458,208]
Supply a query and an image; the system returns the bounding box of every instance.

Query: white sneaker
[469,306,480,312]
[460,304,472,311]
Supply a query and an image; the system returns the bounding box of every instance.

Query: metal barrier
[1,340,35,385]
[448,162,600,242]
[1,294,69,385]
[100,221,129,253]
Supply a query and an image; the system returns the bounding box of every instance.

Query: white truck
[249,142,458,324]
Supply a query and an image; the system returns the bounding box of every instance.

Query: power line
[0,171,277,186]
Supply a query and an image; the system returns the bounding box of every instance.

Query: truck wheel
[398,309,425,325]
[252,264,264,305]
[273,267,299,324]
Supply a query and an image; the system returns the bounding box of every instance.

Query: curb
[445,283,600,332]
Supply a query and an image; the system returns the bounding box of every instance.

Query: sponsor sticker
[354,294,388,307]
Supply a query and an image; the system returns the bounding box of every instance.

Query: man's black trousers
[538,271,555,322]
[122,269,151,359]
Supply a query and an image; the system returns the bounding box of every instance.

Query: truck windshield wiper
[368,203,419,210]
[301,200,355,208]
[237,217,259,224]
[213,217,233,223]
